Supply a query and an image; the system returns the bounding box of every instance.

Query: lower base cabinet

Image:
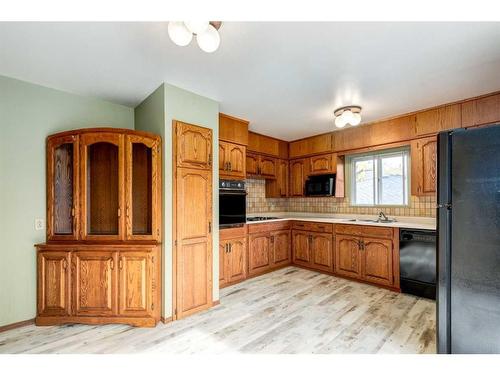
[35,244,161,327]
[248,222,291,276]
[220,236,247,288]
[292,222,334,273]
[335,224,398,288]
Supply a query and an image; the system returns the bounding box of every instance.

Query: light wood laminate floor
[0,267,436,354]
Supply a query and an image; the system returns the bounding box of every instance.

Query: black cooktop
[247,216,280,222]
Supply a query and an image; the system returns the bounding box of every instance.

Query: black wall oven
[219,179,247,228]
[305,174,336,196]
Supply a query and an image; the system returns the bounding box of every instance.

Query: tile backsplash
[246,178,436,217]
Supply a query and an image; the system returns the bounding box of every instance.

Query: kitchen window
[348,148,410,206]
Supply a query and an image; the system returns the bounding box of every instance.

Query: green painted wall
[0,75,134,327]
[135,83,219,318]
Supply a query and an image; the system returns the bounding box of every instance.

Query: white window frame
[348,147,410,207]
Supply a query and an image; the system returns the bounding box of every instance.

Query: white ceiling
[1,22,500,140]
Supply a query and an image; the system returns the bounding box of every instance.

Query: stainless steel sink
[342,218,397,223]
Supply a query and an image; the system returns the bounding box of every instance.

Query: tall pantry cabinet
[36,128,162,327]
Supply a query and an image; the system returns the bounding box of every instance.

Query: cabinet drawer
[292,221,333,233]
[335,224,393,239]
[220,225,247,240]
[248,221,290,234]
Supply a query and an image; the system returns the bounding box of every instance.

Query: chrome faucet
[378,211,389,221]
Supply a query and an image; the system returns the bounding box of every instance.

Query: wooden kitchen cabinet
[247,222,291,277]
[118,251,155,317]
[292,230,311,267]
[461,93,500,128]
[46,135,79,241]
[175,121,212,170]
[292,222,333,273]
[248,232,272,276]
[72,250,118,317]
[265,159,288,198]
[310,232,333,272]
[413,104,461,137]
[246,152,276,179]
[334,225,399,289]
[219,140,246,179]
[335,235,362,279]
[37,251,71,317]
[219,113,249,146]
[220,226,247,288]
[289,133,333,158]
[246,152,259,175]
[362,238,394,287]
[309,153,337,175]
[271,230,291,266]
[411,136,437,196]
[37,128,162,328]
[289,158,308,196]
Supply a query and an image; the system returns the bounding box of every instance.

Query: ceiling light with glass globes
[168,21,222,53]
[334,106,362,128]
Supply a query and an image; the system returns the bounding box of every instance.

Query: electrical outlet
[35,218,45,231]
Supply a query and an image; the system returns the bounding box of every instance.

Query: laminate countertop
[246,212,436,231]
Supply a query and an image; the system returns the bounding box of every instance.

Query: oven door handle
[219,190,248,196]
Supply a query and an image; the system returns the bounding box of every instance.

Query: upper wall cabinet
[333,115,414,152]
[248,131,288,159]
[461,93,500,128]
[219,140,246,179]
[46,129,161,242]
[47,135,79,241]
[175,121,213,170]
[219,113,249,146]
[289,133,332,158]
[309,153,337,175]
[411,136,437,196]
[412,104,461,137]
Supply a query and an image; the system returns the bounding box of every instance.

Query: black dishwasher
[400,229,436,300]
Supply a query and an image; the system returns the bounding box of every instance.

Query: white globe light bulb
[342,109,354,125]
[196,25,220,53]
[184,21,209,35]
[335,115,347,128]
[351,112,362,126]
[168,21,193,46]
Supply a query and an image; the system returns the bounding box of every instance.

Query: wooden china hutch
[35,128,162,327]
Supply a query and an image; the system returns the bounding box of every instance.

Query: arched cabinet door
[79,132,125,241]
[175,121,212,170]
[125,134,161,241]
[47,135,79,240]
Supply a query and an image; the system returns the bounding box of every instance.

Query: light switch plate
[35,218,45,231]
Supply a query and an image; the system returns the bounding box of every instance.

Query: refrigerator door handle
[437,203,452,209]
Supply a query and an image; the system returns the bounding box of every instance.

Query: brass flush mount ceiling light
[168,21,222,53]
[334,105,362,128]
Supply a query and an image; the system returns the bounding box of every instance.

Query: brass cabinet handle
[208,153,212,166]
[117,208,121,217]
[229,243,232,253]
[119,257,123,269]
[62,259,67,270]
[208,222,212,233]
[229,162,232,171]
[71,207,75,217]
[225,243,228,253]
[110,258,114,270]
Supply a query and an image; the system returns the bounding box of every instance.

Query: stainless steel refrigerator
[437,124,500,354]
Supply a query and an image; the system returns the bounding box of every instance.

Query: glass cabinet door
[80,133,124,240]
[125,135,160,240]
[47,135,79,240]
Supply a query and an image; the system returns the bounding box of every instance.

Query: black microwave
[305,174,336,196]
